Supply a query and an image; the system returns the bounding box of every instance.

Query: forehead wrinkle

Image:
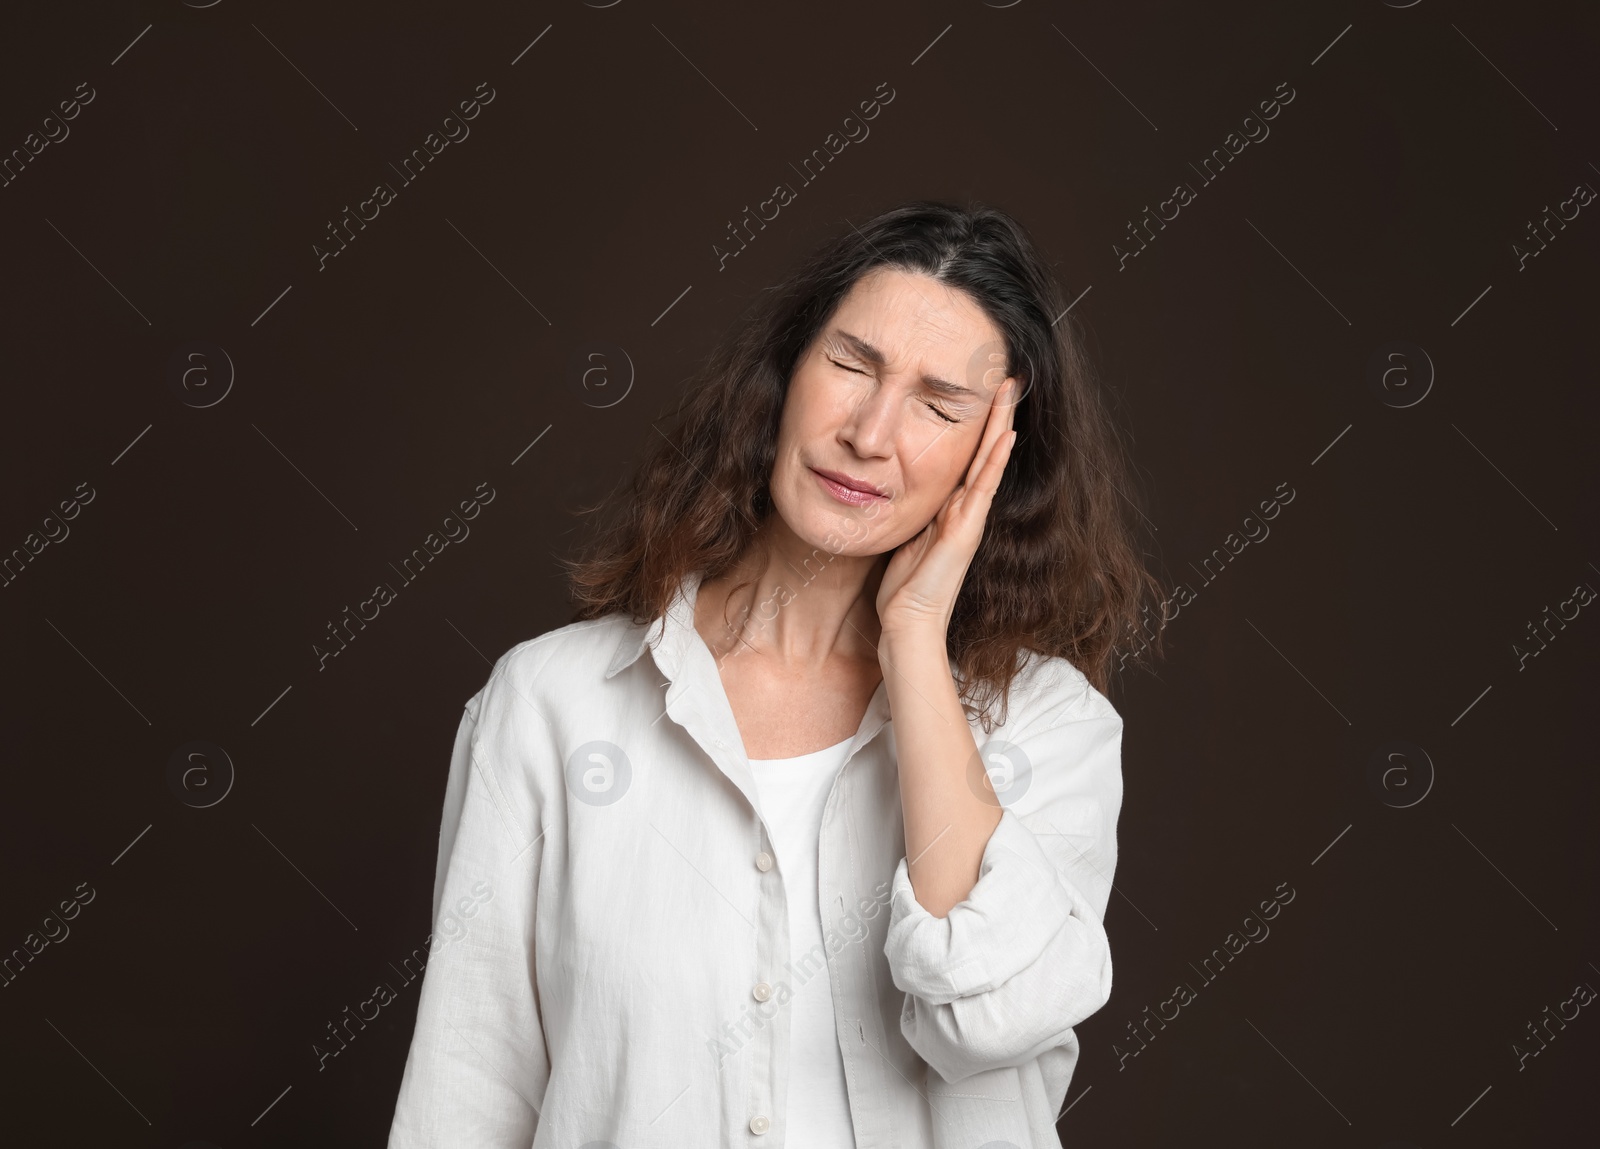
[857,265,980,357]
[833,327,982,401]
[833,270,1000,400]
[901,280,1003,390]
[867,307,975,379]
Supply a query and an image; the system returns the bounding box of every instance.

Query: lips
[811,467,889,506]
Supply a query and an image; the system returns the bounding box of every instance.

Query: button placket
[818,732,899,1146]
[745,814,784,1146]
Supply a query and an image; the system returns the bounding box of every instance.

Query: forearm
[879,627,1003,918]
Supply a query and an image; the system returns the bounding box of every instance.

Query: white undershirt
[747,735,859,1149]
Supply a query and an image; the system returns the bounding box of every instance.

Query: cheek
[776,371,834,448]
[861,436,961,540]
[900,423,975,495]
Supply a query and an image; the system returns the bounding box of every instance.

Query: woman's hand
[875,377,1018,644]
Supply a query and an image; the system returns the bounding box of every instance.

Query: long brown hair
[564,199,1164,729]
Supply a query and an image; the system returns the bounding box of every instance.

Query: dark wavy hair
[563,199,1164,729]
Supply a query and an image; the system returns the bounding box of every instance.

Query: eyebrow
[831,329,984,400]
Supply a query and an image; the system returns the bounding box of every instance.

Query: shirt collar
[603,569,704,680]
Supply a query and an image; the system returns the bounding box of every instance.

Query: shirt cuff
[883,805,1079,1005]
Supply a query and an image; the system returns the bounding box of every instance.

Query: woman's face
[769,266,1013,558]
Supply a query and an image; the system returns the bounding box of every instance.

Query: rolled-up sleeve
[388,662,551,1147]
[883,677,1123,1085]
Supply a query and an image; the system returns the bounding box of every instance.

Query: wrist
[877,624,948,665]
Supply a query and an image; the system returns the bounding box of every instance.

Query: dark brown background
[1,1,1594,1146]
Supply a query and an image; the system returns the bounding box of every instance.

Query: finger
[960,378,1009,488]
[972,428,1016,500]
[950,423,1016,539]
[963,377,1016,490]
[993,375,1018,442]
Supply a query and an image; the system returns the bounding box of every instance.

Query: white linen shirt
[746,735,862,1146]
[386,569,1124,1149]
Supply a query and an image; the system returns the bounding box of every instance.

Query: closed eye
[830,358,959,423]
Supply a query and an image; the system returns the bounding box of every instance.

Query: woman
[388,200,1162,1148]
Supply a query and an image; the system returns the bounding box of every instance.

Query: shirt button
[749,1115,770,1135]
[752,981,772,1002]
[755,851,773,872]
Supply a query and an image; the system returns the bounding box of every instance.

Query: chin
[807,502,907,558]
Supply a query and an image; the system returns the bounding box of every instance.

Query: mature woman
[388,201,1161,1148]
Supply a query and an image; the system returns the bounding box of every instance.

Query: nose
[838,378,898,460]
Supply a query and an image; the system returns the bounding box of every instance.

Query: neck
[697,515,887,672]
